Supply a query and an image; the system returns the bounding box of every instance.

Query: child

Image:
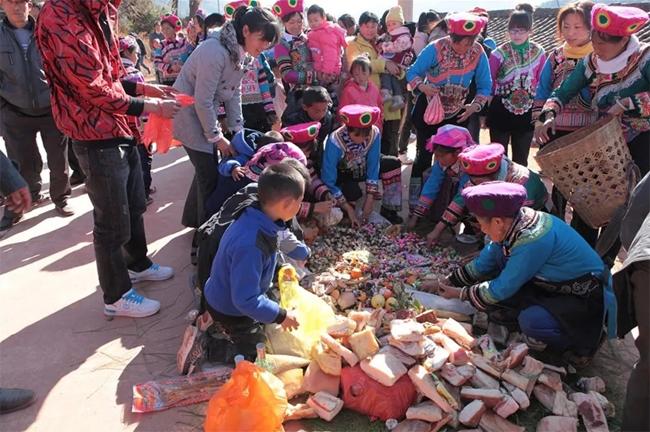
[407,125,474,230]
[282,86,335,149]
[203,161,307,362]
[488,4,546,166]
[306,4,347,83]
[155,13,194,85]
[339,56,383,130]
[119,36,155,206]
[241,52,278,132]
[206,137,307,216]
[281,122,341,225]
[321,104,403,226]
[378,6,415,111]
[426,143,548,246]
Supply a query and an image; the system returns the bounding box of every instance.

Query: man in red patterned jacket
[36,0,182,318]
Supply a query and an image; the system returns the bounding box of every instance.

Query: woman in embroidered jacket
[406,12,492,212]
[321,105,403,226]
[426,144,548,246]
[534,2,598,244]
[488,5,546,167]
[155,14,194,86]
[536,3,650,176]
[438,181,617,360]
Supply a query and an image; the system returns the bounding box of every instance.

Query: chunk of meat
[321,334,360,367]
[536,416,578,432]
[348,310,372,332]
[501,369,535,394]
[503,382,530,410]
[312,342,342,376]
[393,419,432,432]
[470,369,500,390]
[459,400,486,427]
[468,352,503,378]
[432,333,469,365]
[479,410,525,432]
[306,391,344,422]
[327,316,358,338]
[423,344,450,372]
[569,392,609,432]
[460,387,504,407]
[359,352,407,387]
[442,317,476,348]
[494,395,519,418]
[439,363,476,387]
[388,336,427,357]
[302,361,340,396]
[538,370,563,392]
[502,343,529,369]
[284,403,318,420]
[348,328,380,360]
[406,401,443,423]
[378,345,417,367]
[415,309,438,324]
[391,319,426,342]
[408,365,454,413]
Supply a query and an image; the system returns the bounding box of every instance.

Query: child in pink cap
[407,125,474,229]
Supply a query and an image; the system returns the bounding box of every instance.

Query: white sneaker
[104,288,161,318]
[129,263,174,283]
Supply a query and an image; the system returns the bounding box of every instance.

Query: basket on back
[535,116,638,229]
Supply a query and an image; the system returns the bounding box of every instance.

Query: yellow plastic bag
[266,265,336,359]
[204,360,287,432]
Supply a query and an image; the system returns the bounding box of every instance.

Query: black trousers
[206,301,265,363]
[629,131,650,177]
[137,145,153,196]
[73,143,152,304]
[182,146,219,228]
[489,127,534,167]
[381,119,401,156]
[1,107,70,207]
[397,92,415,154]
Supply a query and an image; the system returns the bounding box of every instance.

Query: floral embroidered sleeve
[412,162,445,217]
[274,41,315,86]
[541,58,589,120]
[533,57,555,120]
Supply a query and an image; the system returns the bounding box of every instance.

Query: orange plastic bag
[142,94,194,154]
[424,92,444,126]
[204,360,288,432]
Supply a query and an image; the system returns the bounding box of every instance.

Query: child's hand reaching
[231,166,245,181]
[281,310,300,331]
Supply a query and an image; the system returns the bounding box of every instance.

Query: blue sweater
[204,206,286,324]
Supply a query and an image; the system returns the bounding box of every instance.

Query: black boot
[0,388,35,414]
[380,207,403,225]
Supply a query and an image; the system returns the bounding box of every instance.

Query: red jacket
[36,0,143,144]
[339,79,384,129]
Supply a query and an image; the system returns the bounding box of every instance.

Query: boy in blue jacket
[203,160,306,362]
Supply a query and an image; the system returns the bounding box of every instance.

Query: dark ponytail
[232,6,282,46]
[203,12,226,41]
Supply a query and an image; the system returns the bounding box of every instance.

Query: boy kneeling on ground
[203,161,305,362]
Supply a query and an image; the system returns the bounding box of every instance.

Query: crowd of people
[0,0,648,429]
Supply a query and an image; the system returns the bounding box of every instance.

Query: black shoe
[0,388,35,414]
[0,214,21,231]
[55,203,75,217]
[381,207,403,225]
[70,173,86,186]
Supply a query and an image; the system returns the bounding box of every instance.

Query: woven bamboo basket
[535,116,637,228]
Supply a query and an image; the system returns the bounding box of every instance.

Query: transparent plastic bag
[266,265,336,359]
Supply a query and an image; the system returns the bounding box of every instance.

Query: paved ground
[0,136,639,432]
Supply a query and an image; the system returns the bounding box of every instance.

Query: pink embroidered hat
[426,124,475,153]
[118,36,138,53]
[339,105,381,129]
[592,3,649,37]
[459,144,505,176]
[281,121,321,144]
[161,14,182,32]
[224,0,260,19]
[462,181,527,218]
[272,0,303,19]
[446,12,487,36]
[244,142,307,181]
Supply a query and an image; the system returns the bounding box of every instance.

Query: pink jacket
[379,25,415,68]
[307,22,347,75]
[339,79,383,129]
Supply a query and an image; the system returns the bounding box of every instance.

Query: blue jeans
[518,305,570,351]
[73,143,152,304]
